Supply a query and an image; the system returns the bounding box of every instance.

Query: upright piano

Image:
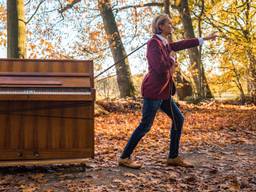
[0,59,95,163]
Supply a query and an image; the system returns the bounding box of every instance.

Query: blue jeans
[120,98,184,159]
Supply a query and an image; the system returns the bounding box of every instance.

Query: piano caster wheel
[17,152,23,157]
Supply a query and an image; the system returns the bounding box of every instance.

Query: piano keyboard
[0,88,91,95]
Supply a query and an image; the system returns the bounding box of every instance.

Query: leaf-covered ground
[0,101,255,192]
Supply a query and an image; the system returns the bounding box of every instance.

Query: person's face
[159,19,174,35]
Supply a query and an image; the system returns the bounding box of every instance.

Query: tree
[98,0,135,98]
[164,0,193,100]
[58,0,136,98]
[204,0,256,102]
[7,0,47,59]
[7,0,26,58]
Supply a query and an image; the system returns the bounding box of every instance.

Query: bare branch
[25,0,32,6]
[58,0,82,14]
[25,0,46,24]
[203,17,241,39]
[114,2,164,12]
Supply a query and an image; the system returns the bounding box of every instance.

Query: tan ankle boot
[167,156,194,168]
[118,157,143,169]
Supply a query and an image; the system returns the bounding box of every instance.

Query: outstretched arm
[169,38,200,52]
[169,32,218,52]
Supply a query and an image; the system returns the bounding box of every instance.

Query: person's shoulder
[147,35,161,46]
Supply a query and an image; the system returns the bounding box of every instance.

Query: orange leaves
[90,32,100,41]
[27,37,56,59]
[66,0,74,3]
[0,4,6,22]
[95,99,256,150]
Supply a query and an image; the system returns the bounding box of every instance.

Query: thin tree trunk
[164,0,170,15]
[176,0,213,99]
[7,0,26,58]
[231,60,245,103]
[244,0,256,103]
[98,0,135,98]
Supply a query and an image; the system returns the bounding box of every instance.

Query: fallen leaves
[0,101,255,191]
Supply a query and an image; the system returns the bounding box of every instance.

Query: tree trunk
[175,70,193,99]
[7,0,26,58]
[98,0,135,98]
[176,0,213,99]
[164,0,193,100]
[246,48,256,103]
[231,60,246,103]
[164,0,170,15]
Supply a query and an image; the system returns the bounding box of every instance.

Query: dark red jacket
[141,35,200,100]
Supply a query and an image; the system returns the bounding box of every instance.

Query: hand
[203,32,218,41]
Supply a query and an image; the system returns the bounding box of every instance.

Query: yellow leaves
[174,0,182,7]
[219,11,228,19]
[171,16,181,25]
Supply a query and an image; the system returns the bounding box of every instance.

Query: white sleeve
[198,37,204,45]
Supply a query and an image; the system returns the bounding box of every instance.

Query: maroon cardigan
[141,35,200,100]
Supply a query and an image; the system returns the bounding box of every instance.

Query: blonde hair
[152,14,170,34]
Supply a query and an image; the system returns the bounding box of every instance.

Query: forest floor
[0,100,255,192]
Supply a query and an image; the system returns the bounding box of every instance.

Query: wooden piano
[0,58,95,165]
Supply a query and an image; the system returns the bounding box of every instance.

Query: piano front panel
[0,101,94,160]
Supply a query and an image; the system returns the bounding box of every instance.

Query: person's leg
[120,98,162,159]
[160,98,184,159]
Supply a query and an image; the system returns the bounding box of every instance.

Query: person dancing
[118,14,217,169]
